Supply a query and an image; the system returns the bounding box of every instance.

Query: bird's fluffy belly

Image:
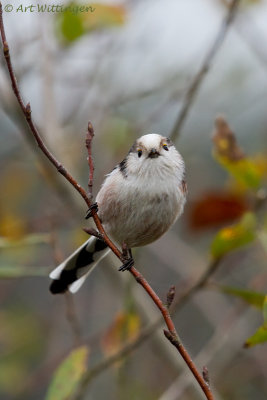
[98,184,183,248]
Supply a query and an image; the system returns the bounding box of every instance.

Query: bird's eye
[163,144,169,151]
[137,149,142,158]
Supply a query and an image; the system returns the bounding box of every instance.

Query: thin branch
[0,6,90,208]
[164,329,211,396]
[170,0,241,141]
[75,258,222,400]
[0,6,214,400]
[85,122,95,201]
[166,285,176,309]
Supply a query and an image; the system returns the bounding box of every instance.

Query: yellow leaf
[0,213,26,240]
[211,212,256,258]
[212,116,245,161]
[101,312,140,360]
[82,4,126,31]
[212,117,262,189]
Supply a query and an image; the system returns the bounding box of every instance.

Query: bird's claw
[118,257,134,272]
[85,202,98,219]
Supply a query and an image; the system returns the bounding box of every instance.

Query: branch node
[166,285,176,308]
[163,329,180,346]
[25,102,31,119]
[83,227,103,241]
[3,40,9,56]
[57,163,65,174]
[87,121,94,137]
[202,366,210,387]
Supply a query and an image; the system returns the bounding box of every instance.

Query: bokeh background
[0,0,267,399]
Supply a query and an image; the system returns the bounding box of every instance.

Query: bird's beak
[148,148,160,158]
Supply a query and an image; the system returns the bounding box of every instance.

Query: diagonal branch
[170,0,241,141]
[85,122,95,201]
[0,5,214,399]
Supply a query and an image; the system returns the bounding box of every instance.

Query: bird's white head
[122,133,185,180]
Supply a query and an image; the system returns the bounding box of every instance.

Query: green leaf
[219,286,266,309]
[244,296,267,348]
[0,266,49,278]
[263,295,267,325]
[210,212,256,258]
[0,233,51,248]
[216,157,261,189]
[45,346,89,400]
[245,325,267,347]
[58,8,85,42]
[56,3,125,44]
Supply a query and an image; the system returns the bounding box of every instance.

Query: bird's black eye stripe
[138,149,142,157]
[163,144,169,151]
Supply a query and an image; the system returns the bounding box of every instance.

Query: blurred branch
[170,0,241,141]
[219,0,267,71]
[0,54,82,217]
[0,5,92,208]
[50,228,83,345]
[235,14,267,71]
[0,7,214,399]
[64,292,82,346]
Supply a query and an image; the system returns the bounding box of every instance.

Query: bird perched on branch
[49,133,187,294]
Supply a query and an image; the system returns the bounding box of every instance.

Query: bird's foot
[118,257,134,272]
[85,202,98,219]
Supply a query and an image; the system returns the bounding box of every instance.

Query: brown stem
[164,330,212,399]
[85,122,95,201]
[166,285,176,309]
[0,6,214,399]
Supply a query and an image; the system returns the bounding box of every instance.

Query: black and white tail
[49,237,109,294]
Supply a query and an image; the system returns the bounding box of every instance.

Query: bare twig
[170,0,241,141]
[0,6,214,400]
[75,258,222,400]
[85,122,95,201]
[83,227,103,241]
[203,366,210,387]
[166,285,176,309]
[0,7,90,208]
[163,329,212,397]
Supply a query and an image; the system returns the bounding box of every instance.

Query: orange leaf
[189,192,248,230]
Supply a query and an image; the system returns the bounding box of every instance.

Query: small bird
[49,133,187,294]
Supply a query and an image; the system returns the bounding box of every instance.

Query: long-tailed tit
[49,133,187,294]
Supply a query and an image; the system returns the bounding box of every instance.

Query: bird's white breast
[96,161,185,248]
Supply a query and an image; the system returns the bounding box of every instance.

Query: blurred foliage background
[0,0,267,399]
